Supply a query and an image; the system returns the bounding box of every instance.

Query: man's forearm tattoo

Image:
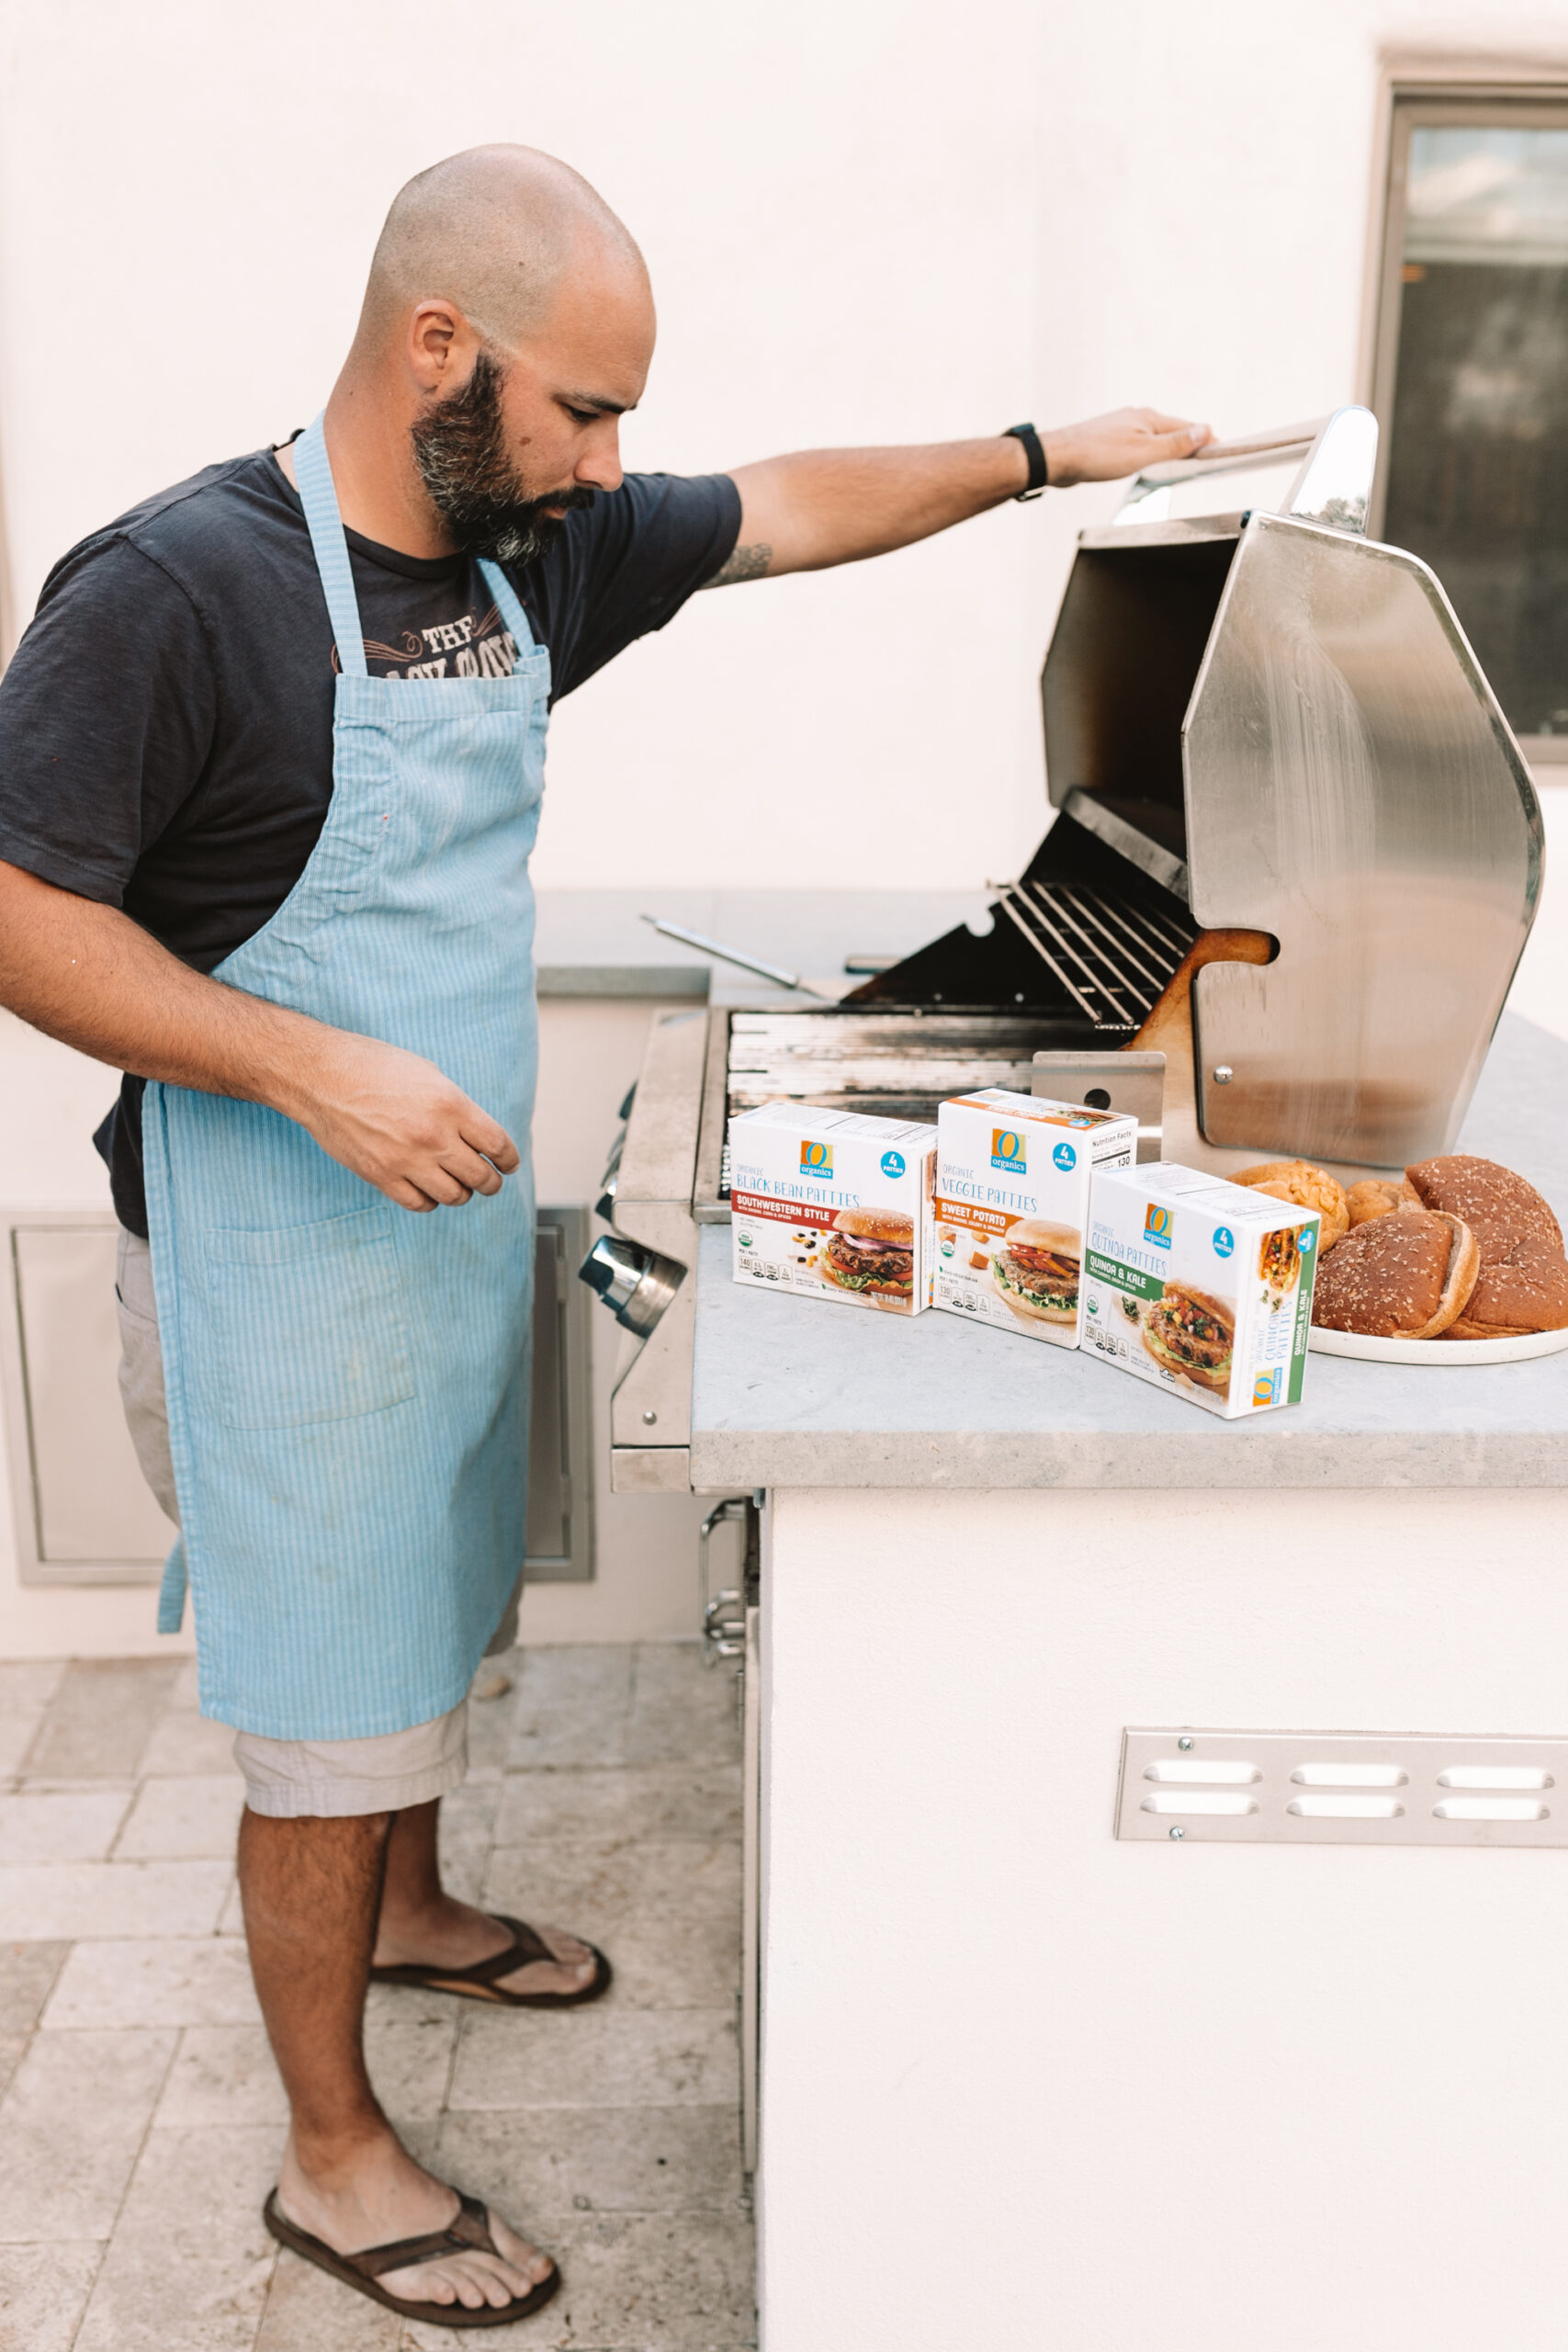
[702,541,773,588]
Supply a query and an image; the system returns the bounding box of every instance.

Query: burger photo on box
[821,1207,916,1307]
[1140,1283,1235,1396]
[989,1218,1081,1326]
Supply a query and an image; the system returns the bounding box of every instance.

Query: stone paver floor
[0,1643,755,2349]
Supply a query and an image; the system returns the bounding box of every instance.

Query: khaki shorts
[116,1227,519,1818]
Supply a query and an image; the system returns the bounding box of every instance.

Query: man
[0,145,1209,2326]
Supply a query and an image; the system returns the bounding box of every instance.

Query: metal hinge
[699,1494,761,1668]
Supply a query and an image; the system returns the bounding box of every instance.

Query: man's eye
[564,406,597,425]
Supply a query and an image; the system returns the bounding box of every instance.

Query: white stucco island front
[693,1013,1568,2352]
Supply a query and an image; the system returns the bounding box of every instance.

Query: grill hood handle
[1114,405,1378,534]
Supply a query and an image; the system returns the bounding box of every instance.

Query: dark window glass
[1382,119,1568,743]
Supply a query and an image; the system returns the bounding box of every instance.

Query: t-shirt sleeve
[0,537,216,906]
[526,470,741,701]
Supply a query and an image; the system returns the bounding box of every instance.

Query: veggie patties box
[1081,1162,1320,1417]
[933,1090,1138,1346]
[728,1103,937,1314]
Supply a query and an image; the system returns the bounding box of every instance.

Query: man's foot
[277,2128,554,2312]
[373,1894,598,1999]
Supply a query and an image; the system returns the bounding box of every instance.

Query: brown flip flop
[369,1911,612,2007]
[263,2185,559,2328]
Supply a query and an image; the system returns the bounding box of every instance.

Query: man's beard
[409,350,595,563]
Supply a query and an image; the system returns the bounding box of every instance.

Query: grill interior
[694,809,1202,1215]
[993,880,1193,1031]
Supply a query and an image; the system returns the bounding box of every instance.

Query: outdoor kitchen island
[692,1010,1568,2352]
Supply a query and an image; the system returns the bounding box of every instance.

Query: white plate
[1309,1323,1568,1366]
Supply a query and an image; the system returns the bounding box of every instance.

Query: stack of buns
[1230,1153,1568,1344]
[1405,1157,1568,1340]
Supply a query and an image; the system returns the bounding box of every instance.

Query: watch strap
[1003,422,1048,501]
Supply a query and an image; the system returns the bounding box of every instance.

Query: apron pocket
[207,1206,416,1430]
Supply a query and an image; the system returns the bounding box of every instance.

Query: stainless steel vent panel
[1117,1729,1568,1846]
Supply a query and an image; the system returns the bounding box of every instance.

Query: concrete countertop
[534,888,987,1000]
[689,1012,1568,1491]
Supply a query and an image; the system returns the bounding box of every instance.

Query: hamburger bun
[1234,1159,1349,1250]
[1141,1284,1235,1393]
[830,1206,914,1244]
[1311,1206,1478,1339]
[1406,1157,1568,1339]
[989,1217,1081,1327]
[1346,1178,1421,1228]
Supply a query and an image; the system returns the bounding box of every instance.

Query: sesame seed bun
[1311,1207,1478,1339]
[1405,1157,1568,1339]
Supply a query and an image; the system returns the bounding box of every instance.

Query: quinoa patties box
[933,1090,1138,1346]
[728,1103,937,1314]
[1081,1162,1320,1417]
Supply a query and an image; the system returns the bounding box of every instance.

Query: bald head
[357,143,647,357]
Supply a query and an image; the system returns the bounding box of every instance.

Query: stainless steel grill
[706,1010,1076,1214]
[582,408,1544,1493]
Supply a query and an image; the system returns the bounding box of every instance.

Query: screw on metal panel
[1212,1067,1234,1085]
[1179,1736,1193,1750]
[642,1409,658,1424]
[1169,1826,1186,1839]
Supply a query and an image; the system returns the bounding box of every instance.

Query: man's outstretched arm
[0,860,517,1214]
[705,407,1212,585]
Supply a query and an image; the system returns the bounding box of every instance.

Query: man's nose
[575,424,623,496]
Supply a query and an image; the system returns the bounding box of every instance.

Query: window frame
[1369,82,1568,763]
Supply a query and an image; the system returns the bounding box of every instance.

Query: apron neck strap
[293,415,367,679]
[477,558,537,659]
[294,415,539,677]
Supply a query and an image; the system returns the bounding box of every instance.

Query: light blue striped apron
[141,414,547,1740]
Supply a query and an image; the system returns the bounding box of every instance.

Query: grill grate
[994,882,1195,1030]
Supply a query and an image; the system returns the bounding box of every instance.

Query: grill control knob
[578,1234,685,1339]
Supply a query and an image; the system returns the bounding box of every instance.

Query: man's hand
[1040,407,1212,490]
[0,860,516,1216]
[281,1031,518,1214]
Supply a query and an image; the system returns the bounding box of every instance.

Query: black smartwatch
[1003,422,1048,501]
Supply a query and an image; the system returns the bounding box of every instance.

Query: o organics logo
[991,1128,1026,1173]
[1253,1369,1280,1408]
[1144,1204,1174,1250]
[800,1140,832,1180]
[880,1150,906,1179]
[1053,1141,1077,1171]
[1213,1226,1235,1259]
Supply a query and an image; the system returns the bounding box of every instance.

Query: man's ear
[406,300,472,393]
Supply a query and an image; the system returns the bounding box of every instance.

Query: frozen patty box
[1081,1162,1321,1417]
[933,1090,1138,1347]
[728,1103,937,1314]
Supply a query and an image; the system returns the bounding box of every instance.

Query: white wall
[4,0,1564,899]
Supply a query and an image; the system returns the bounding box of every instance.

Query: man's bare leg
[373,1796,598,1996]
[240,1807,554,2311]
